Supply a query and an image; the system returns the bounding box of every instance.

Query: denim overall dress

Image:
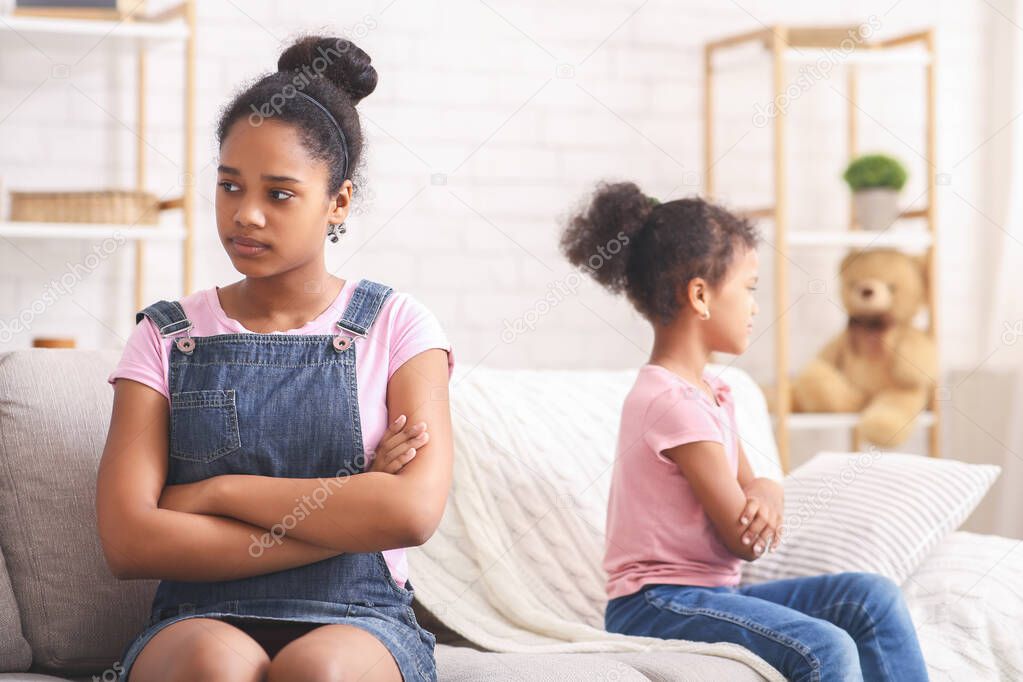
[116,279,437,682]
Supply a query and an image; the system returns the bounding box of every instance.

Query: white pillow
[740,451,1001,586]
[709,363,784,482]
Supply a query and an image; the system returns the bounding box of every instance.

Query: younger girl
[561,182,929,681]
[98,36,452,682]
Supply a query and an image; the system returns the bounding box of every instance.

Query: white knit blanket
[408,365,786,681]
[902,531,1023,680]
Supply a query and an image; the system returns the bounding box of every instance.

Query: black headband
[295,91,350,181]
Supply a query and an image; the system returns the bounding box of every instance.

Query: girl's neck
[224,264,344,332]
[648,318,712,387]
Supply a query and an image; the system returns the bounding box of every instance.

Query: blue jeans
[605,572,929,682]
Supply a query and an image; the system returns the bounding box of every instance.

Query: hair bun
[278,35,378,105]
[560,181,652,294]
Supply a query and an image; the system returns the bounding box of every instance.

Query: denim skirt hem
[117,600,437,682]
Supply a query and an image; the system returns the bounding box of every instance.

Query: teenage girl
[561,182,929,681]
[97,36,452,682]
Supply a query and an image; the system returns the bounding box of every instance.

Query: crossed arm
[664,438,784,562]
[96,348,453,582]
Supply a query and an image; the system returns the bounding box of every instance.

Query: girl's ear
[686,277,708,315]
[327,179,354,225]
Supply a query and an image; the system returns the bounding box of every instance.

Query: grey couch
[0,349,768,681]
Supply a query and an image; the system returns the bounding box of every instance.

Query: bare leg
[129,617,270,682]
[267,623,403,682]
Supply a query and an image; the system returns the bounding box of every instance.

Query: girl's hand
[738,478,785,557]
[158,478,215,515]
[368,414,429,474]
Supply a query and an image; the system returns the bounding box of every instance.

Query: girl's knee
[267,625,402,682]
[855,572,908,606]
[813,623,862,679]
[177,655,268,682]
[780,620,860,682]
[842,572,904,604]
[838,572,917,639]
[174,635,269,682]
[133,619,270,682]
[267,653,348,682]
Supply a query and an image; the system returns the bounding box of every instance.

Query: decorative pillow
[740,451,1001,586]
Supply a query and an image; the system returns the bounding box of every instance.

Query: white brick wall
[0,0,993,409]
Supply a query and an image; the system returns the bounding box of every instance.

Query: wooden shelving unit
[703,25,940,473]
[0,1,196,314]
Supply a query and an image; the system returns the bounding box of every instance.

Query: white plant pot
[852,188,900,230]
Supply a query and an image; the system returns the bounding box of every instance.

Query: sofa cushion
[0,542,31,672]
[0,349,780,680]
[0,675,87,682]
[0,350,157,675]
[0,675,85,681]
[433,644,770,681]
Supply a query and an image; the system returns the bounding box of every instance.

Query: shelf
[786,229,932,250]
[705,24,941,470]
[0,221,186,241]
[784,48,931,66]
[707,25,933,74]
[0,12,189,47]
[0,1,195,318]
[737,207,934,250]
[783,411,936,430]
[713,47,931,73]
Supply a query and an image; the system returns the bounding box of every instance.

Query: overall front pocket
[169,389,242,463]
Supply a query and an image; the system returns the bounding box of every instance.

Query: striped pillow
[740,451,1001,586]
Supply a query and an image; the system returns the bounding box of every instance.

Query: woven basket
[10,190,161,225]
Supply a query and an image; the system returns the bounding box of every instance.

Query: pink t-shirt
[107,279,455,587]
[603,364,741,600]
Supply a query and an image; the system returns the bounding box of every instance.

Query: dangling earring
[327,223,347,243]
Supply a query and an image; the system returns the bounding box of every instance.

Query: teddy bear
[791,248,936,447]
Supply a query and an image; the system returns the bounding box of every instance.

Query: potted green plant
[842,154,908,230]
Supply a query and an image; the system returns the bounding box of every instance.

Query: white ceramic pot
[852,188,900,230]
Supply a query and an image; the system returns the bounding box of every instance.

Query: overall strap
[336,279,394,337]
[135,300,192,337]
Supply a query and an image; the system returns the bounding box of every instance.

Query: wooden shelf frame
[0,1,196,315]
[0,222,187,240]
[704,25,940,473]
